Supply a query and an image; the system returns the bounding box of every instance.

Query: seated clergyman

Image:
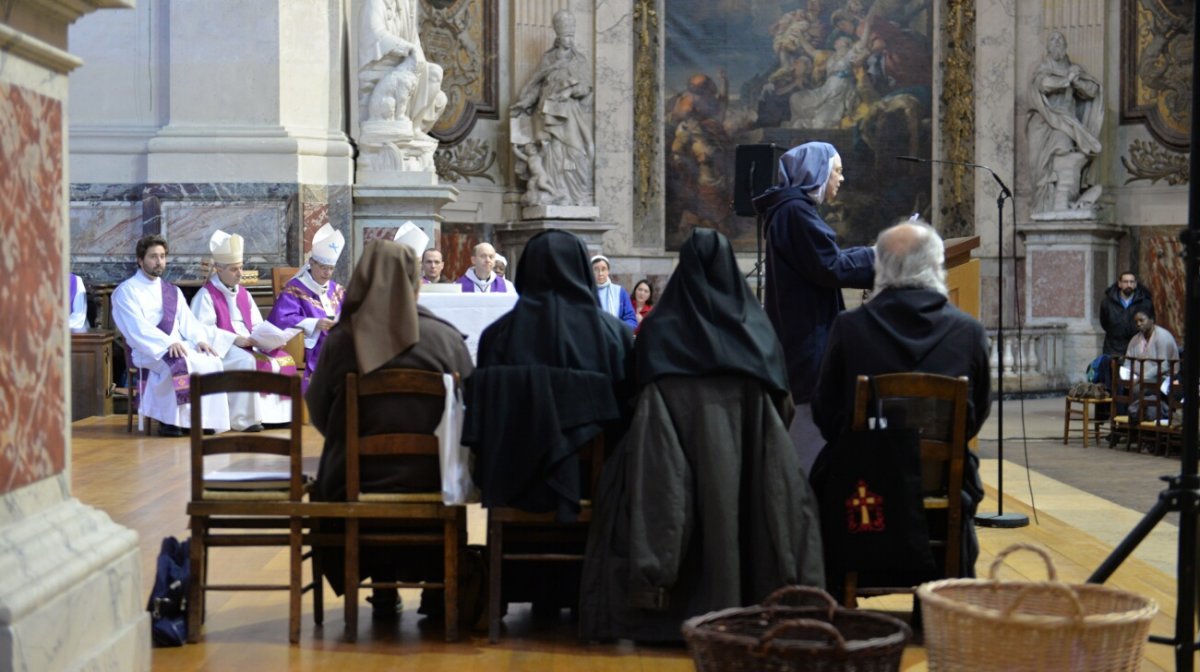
[112,234,229,437]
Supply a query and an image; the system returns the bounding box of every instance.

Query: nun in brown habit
[306,240,473,604]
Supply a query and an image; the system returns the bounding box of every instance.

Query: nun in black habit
[579,227,825,643]
[463,229,635,518]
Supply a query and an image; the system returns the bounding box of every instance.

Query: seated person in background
[420,248,453,284]
[1125,307,1179,383]
[456,242,512,293]
[812,220,991,590]
[463,229,634,613]
[494,254,509,279]
[630,279,654,327]
[190,230,294,431]
[591,254,637,328]
[580,228,824,643]
[112,234,228,437]
[307,240,474,618]
[69,273,89,331]
[267,223,346,392]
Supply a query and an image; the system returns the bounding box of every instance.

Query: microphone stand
[897,155,1029,528]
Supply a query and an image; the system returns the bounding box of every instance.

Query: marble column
[0,2,150,671]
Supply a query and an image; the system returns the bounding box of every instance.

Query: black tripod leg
[1087,495,1169,584]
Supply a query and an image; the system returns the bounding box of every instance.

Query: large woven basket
[681,586,912,672]
[918,543,1158,672]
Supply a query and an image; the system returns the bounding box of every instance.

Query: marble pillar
[1018,214,1122,382]
[0,2,150,671]
[494,218,616,276]
[352,174,458,264]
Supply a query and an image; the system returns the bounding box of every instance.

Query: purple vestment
[267,276,344,391]
[455,274,510,293]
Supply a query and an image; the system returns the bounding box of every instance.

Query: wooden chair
[1135,358,1181,456]
[270,267,306,375]
[843,373,969,608]
[1107,355,1139,449]
[185,370,315,643]
[341,369,465,643]
[114,339,152,435]
[485,434,605,643]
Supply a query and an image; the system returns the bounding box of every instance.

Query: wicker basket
[918,543,1158,672]
[681,586,912,672]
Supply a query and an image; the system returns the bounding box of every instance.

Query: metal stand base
[974,511,1030,528]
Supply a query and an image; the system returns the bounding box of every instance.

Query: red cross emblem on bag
[845,480,885,533]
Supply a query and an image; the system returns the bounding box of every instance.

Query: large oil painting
[664,0,934,250]
[1120,0,1192,151]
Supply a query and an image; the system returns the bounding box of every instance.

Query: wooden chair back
[271,267,306,372]
[340,367,464,642]
[846,373,969,601]
[185,370,309,643]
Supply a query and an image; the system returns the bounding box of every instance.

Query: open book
[250,321,303,351]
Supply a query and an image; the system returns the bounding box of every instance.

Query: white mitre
[310,224,345,266]
[209,229,244,265]
[394,221,430,257]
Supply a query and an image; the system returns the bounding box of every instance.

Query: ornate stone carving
[356,0,448,174]
[509,10,595,208]
[1121,138,1190,186]
[1026,31,1104,215]
[1120,0,1192,151]
[433,138,496,183]
[419,0,498,145]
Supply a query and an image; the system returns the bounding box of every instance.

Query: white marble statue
[510,10,595,207]
[1026,31,1104,214]
[357,0,447,173]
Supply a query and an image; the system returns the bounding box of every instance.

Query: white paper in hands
[250,321,302,350]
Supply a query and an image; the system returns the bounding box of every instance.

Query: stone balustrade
[988,324,1070,392]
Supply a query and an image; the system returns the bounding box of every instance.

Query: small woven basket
[681,586,912,672]
[918,543,1158,672]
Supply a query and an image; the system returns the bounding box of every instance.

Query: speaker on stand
[734,143,786,300]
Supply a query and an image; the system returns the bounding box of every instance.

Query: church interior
[0,0,1195,669]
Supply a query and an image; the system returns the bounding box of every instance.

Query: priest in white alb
[190,230,296,430]
[112,234,230,437]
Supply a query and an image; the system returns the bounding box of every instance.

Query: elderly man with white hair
[190,230,295,430]
[811,219,991,588]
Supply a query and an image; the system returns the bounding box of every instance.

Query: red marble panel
[302,202,329,257]
[0,83,66,493]
[1029,250,1085,319]
[1141,229,1186,341]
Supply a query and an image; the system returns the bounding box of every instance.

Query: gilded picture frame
[420,0,499,145]
[1120,0,1192,150]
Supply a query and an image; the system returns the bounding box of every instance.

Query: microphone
[895,155,1012,199]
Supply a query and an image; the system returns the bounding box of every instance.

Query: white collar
[136,269,162,285]
[297,268,329,296]
[465,267,495,291]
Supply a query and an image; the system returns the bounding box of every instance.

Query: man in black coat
[812,220,991,586]
[1099,271,1154,356]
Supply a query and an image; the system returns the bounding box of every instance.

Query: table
[418,292,518,362]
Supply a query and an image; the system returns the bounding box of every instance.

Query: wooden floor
[70,414,1192,671]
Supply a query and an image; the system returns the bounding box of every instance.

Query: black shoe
[203,428,216,435]
[157,423,184,438]
[262,422,290,430]
[368,589,402,621]
[240,424,264,433]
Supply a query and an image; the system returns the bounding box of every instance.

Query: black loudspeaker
[732,143,786,217]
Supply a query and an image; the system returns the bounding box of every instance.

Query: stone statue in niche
[357,0,448,173]
[1026,31,1104,214]
[510,9,595,207]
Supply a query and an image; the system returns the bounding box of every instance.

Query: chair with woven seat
[485,434,604,643]
[842,373,970,608]
[185,370,315,643]
[339,368,465,643]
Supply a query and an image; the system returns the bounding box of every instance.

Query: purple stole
[271,278,343,390]
[157,281,191,406]
[204,282,297,380]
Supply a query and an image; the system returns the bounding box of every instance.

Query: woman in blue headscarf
[752,141,875,474]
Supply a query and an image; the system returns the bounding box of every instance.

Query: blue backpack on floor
[146,536,190,647]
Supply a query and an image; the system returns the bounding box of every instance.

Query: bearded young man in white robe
[189,230,294,430]
[112,234,230,436]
